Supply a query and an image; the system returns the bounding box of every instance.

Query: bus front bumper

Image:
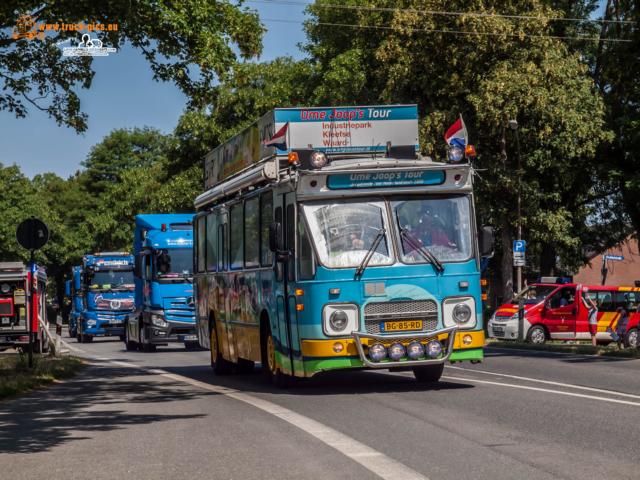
[299,329,485,377]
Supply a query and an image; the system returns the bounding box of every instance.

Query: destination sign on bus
[327,170,445,189]
[204,104,419,190]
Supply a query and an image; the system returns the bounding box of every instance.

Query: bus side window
[286,204,295,282]
[298,218,315,280]
[230,203,244,270]
[197,215,206,273]
[206,212,218,272]
[217,223,226,272]
[245,196,260,268]
[275,206,283,282]
[260,193,273,267]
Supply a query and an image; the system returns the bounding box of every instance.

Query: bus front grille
[363,300,438,334]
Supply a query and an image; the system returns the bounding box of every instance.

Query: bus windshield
[88,270,134,291]
[392,196,472,263]
[155,248,193,279]
[513,285,558,305]
[302,201,393,268]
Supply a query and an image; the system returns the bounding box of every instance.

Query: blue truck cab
[64,265,83,338]
[125,214,197,352]
[76,253,135,343]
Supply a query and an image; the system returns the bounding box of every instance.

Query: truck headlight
[443,297,477,329]
[323,304,358,336]
[86,319,96,326]
[151,314,168,328]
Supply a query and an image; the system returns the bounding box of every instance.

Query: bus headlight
[329,310,349,332]
[443,297,477,329]
[407,341,425,360]
[369,343,387,362]
[151,314,168,328]
[323,304,358,336]
[426,340,443,358]
[453,303,472,324]
[388,343,406,361]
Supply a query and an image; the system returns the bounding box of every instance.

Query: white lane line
[446,365,640,400]
[70,346,429,480]
[442,375,640,407]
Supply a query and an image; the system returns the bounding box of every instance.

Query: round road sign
[16,218,49,251]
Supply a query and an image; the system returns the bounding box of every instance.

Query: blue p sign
[513,240,526,253]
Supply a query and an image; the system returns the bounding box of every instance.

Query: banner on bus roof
[204,105,420,190]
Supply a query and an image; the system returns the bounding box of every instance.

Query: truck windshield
[88,270,134,291]
[392,196,472,263]
[513,285,558,305]
[155,248,193,278]
[302,201,393,268]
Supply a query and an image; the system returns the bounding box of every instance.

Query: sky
[1,1,310,179]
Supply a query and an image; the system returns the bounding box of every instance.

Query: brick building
[573,236,640,286]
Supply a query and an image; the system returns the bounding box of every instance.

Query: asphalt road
[1,336,639,480]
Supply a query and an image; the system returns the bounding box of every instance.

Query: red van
[487,280,639,347]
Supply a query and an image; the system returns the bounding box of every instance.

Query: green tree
[0,1,263,132]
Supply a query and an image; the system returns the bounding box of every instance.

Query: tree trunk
[499,218,514,304]
[539,243,556,276]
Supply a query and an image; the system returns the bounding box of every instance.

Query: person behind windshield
[412,206,453,248]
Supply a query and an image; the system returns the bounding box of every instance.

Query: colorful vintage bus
[193,105,492,385]
[488,280,639,347]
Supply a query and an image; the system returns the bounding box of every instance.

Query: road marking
[68,343,429,480]
[446,365,640,400]
[442,375,640,407]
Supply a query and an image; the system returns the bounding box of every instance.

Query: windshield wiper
[355,228,386,279]
[399,227,444,273]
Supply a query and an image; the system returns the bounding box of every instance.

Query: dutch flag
[444,115,468,148]
[263,122,289,150]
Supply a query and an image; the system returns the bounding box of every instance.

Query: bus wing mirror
[269,222,283,253]
[479,226,495,258]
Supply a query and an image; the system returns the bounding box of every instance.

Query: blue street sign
[513,240,526,253]
[604,254,624,261]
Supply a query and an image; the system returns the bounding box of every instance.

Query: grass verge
[487,339,640,359]
[0,353,84,400]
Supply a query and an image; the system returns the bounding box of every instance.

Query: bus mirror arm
[479,226,495,258]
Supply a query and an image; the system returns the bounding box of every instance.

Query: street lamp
[509,119,523,294]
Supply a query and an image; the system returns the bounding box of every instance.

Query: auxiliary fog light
[406,341,425,360]
[462,334,473,346]
[86,319,96,327]
[332,342,344,353]
[388,342,406,361]
[310,151,328,168]
[426,340,443,358]
[369,343,387,362]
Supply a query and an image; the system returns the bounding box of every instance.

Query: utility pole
[509,119,523,293]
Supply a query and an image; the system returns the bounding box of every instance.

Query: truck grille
[363,300,438,334]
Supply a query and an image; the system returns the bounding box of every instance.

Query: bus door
[274,192,297,376]
[543,286,577,339]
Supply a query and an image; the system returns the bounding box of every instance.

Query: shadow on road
[162,364,475,396]
[485,347,638,363]
[0,363,210,454]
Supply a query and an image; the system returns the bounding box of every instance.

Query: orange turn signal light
[480,278,488,287]
[288,152,299,164]
[296,303,304,311]
[295,289,304,296]
[465,144,476,158]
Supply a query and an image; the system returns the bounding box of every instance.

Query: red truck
[0,262,49,352]
[487,278,639,347]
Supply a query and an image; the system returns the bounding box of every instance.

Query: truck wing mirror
[478,226,495,258]
[134,255,142,277]
[269,222,283,253]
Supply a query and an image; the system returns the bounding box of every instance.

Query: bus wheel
[624,328,638,348]
[412,363,444,383]
[209,322,232,374]
[236,358,255,374]
[527,325,546,345]
[123,323,137,351]
[261,328,290,388]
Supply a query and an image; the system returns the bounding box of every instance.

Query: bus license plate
[381,320,423,332]
[180,335,198,341]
